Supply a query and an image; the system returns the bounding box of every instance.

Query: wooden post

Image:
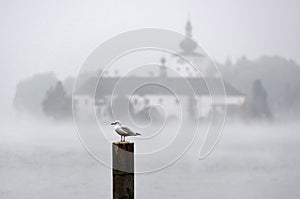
[112,142,134,199]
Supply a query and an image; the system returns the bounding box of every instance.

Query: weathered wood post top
[112,141,134,199]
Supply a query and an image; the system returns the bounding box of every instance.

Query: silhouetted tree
[13,72,57,115]
[42,81,71,119]
[250,79,272,119]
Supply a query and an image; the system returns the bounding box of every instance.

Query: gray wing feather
[120,126,136,135]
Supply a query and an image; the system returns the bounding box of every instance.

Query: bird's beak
[110,122,115,125]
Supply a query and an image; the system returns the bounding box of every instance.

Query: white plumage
[110,120,141,142]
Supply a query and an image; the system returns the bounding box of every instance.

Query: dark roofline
[75,76,244,97]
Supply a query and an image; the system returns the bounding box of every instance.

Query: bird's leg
[124,136,126,142]
[120,136,123,142]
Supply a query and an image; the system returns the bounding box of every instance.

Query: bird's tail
[135,133,141,136]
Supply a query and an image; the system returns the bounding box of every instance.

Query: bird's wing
[120,126,135,135]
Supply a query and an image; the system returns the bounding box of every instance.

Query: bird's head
[110,120,121,126]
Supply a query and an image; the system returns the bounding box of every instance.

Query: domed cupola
[179,19,202,57]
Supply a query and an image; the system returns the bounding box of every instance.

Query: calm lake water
[1,118,300,199]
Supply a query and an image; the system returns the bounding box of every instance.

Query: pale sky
[1,0,300,109]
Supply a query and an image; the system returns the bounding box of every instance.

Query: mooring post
[112,141,134,199]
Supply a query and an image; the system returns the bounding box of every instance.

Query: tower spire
[177,14,203,59]
[185,14,192,38]
[159,56,167,77]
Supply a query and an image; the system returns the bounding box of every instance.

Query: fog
[1,0,300,101]
[1,117,300,198]
[1,0,300,198]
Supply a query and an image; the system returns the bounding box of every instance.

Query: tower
[177,17,214,77]
[159,57,167,77]
[178,18,202,57]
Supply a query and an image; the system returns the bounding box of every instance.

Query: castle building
[73,20,245,122]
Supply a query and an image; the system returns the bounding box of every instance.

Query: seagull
[110,120,141,142]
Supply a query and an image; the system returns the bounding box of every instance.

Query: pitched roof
[75,76,243,98]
